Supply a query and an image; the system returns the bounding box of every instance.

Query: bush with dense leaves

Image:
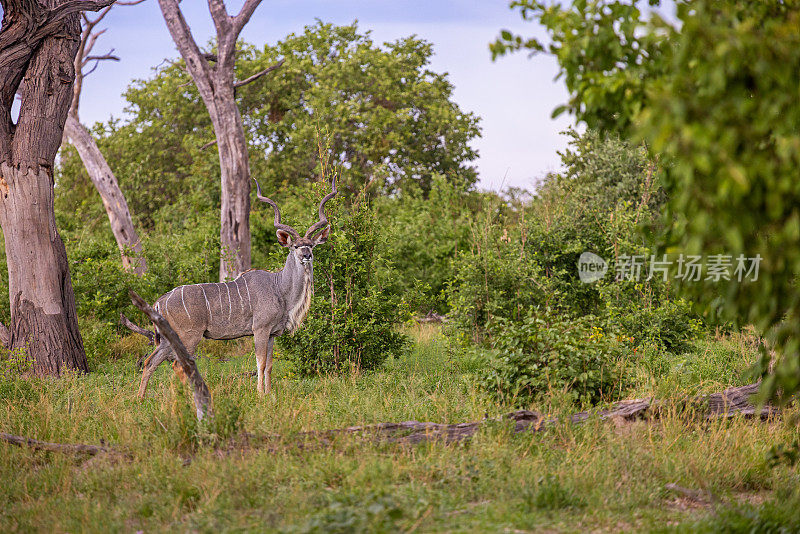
[606,297,701,354]
[282,190,410,376]
[481,310,627,407]
[447,130,682,347]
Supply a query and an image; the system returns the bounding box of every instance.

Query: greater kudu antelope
[137,178,336,397]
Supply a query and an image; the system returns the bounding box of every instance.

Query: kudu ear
[276,229,294,247]
[311,226,331,246]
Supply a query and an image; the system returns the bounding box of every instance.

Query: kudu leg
[265,336,275,395]
[255,332,268,395]
[138,344,169,399]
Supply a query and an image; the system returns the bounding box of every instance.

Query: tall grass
[1,325,798,532]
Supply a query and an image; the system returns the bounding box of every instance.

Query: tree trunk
[157,0,263,282]
[0,164,87,375]
[63,114,146,275]
[212,96,251,281]
[0,0,111,376]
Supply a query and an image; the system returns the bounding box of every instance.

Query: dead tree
[0,0,116,375]
[158,0,283,281]
[63,1,147,275]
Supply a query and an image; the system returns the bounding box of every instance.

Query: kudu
[137,177,336,398]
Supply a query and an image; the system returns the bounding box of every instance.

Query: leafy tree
[56,21,480,234]
[251,22,480,196]
[494,0,800,398]
[491,0,668,136]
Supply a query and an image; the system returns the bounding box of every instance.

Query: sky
[79,0,575,191]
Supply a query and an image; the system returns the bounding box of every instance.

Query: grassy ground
[1,325,798,532]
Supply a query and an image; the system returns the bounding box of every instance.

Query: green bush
[377,174,476,313]
[447,130,669,345]
[609,298,702,354]
[283,192,410,376]
[447,199,551,344]
[481,309,627,406]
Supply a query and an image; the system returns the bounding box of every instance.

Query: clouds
[78,1,572,191]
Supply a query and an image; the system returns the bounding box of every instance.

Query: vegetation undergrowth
[1,324,797,533]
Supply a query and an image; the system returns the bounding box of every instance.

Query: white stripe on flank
[234,278,244,311]
[226,283,232,319]
[200,286,212,322]
[217,283,223,313]
[166,289,176,316]
[181,286,191,319]
[241,275,252,310]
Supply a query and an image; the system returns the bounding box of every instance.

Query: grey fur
[137,176,336,398]
[138,229,331,398]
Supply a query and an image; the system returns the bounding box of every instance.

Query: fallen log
[291,383,777,445]
[2,383,775,456]
[0,432,126,458]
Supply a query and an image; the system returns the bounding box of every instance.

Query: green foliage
[0,347,31,378]
[64,214,219,322]
[481,310,626,406]
[254,22,481,196]
[56,21,480,231]
[446,200,550,344]
[283,190,410,376]
[636,1,800,400]
[491,0,668,136]
[609,298,701,354]
[499,0,800,399]
[447,129,686,351]
[376,174,477,312]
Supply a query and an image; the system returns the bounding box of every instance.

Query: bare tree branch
[200,139,217,150]
[82,4,113,30]
[45,0,117,31]
[232,0,262,36]
[84,52,119,63]
[234,58,284,88]
[157,0,214,99]
[129,290,213,421]
[81,27,106,61]
[119,313,155,344]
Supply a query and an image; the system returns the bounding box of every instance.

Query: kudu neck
[278,251,312,296]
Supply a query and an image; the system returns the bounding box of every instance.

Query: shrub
[610,298,702,354]
[447,129,672,345]
[282,192,410,376]
[481,309,626,406]
[447,199,551,345]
